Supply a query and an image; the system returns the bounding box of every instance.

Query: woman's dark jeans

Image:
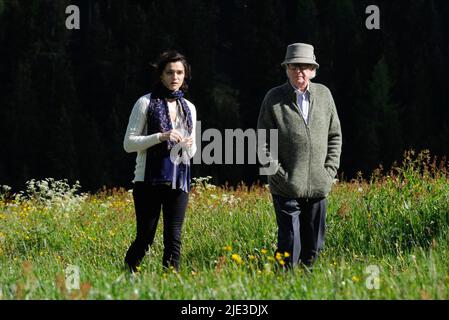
[124,182,189,272]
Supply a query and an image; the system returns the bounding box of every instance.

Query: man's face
[286,63,315,89]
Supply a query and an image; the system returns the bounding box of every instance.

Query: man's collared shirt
[290,82,310,124]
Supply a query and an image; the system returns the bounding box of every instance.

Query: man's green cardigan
[257,81,342,198]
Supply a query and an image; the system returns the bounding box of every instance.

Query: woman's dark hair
[151,50,191,92]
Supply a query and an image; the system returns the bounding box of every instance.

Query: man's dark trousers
[272,194,327,267]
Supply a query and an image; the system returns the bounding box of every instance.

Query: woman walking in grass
[123,50,197,273]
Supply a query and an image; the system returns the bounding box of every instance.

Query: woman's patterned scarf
[147,82,193,150]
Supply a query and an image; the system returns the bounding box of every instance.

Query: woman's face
[160,61,185,91]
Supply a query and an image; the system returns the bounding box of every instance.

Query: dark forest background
[1,0,449,192]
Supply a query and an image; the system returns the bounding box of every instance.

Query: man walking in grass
[257,43,342,269]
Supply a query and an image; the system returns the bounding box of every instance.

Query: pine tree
[368,56,402,167]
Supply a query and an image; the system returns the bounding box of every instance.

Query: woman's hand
[159,129,183,143]
[180,136,193,148]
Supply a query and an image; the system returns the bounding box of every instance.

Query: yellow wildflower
[351,276,360,282]
[248,255,255,261]
[231,254,243,264]
[284,252,290,258]
[223,245,232,252]
[261,249,268,255]
[275,252,283,261]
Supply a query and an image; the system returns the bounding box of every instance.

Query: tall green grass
[1,150,449,299]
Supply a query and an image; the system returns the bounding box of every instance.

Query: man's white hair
[310,68,317,79]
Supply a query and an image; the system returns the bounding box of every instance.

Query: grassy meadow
[1,150,449,299]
